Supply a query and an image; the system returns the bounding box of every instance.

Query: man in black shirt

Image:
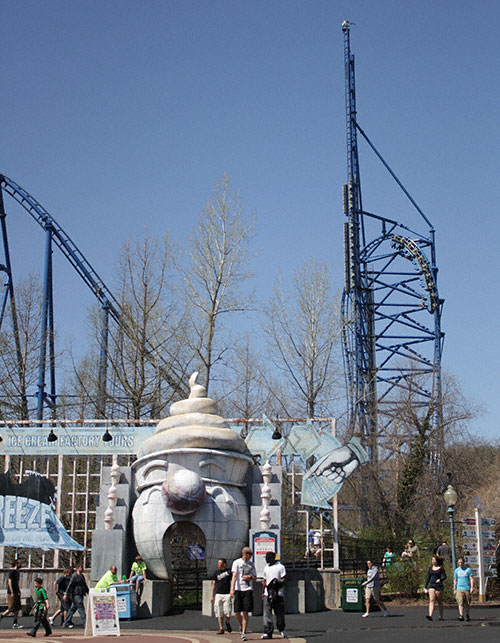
[0,559,23,629]
[210,558,233,635]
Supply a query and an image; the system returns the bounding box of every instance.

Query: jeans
[31,610,52,636]
[263,597,285,637]
[63,594,86,627]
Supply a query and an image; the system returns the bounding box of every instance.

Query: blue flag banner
[0,494,84,550]
[0,471,84,551]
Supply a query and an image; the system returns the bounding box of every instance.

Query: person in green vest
[95,565,125,590]
[27,578,52,637]
[129,556,147,596]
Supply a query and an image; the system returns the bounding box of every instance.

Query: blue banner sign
[187,545,205,561]
[0,425,156,455]
[0,493,84,550]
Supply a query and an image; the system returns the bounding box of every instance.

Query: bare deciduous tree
[263,258,342,418]
[0,274,43,419]
[177,175,254,392]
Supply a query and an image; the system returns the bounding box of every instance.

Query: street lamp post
[443,481,458,571]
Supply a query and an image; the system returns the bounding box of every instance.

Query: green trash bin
[341,577,364,612]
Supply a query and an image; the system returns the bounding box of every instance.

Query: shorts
[7,594,21,611]
[365,586,380,601]
[214,593,232,618]
[456,590,470,607]
[58,595,72,611]
[130,574,145,585]
[233,590,253,614]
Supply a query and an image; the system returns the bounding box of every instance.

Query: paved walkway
[2,604,500,642]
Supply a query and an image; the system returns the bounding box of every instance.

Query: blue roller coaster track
[0,174,187,420]
[340,22,444,462]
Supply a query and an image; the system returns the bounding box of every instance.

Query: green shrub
[385,559,455,601]
[385,560,424,597]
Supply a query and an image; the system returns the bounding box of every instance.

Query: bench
[0,589,34,616]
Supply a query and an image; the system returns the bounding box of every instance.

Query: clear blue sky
[1,0,499,439]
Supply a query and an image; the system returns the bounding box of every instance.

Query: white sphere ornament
[162,468,206,515]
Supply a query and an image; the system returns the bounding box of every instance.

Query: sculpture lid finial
[189,371,207,399]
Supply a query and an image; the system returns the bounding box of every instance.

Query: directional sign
[461,527,495,540]
[463,540,478,551]
[462,517,495,526]
[465,554,497,565]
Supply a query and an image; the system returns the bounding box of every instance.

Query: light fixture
[271,422,282,440]
[47,430,58,443]
[443,483,458,508]
[102,429,112,443]
[443,472,457,571]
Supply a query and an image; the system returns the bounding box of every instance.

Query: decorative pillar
[260,460,272,530]
[104,456,120,530]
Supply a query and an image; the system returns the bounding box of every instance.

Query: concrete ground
[2,605,500,642]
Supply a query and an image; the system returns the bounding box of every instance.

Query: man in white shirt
[231,547,257,641]
[261,552,287,639]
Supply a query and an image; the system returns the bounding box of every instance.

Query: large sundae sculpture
[132,372,253,578]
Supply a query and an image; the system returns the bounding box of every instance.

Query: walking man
[211,558,233,635]
[454,557,474,622]
[0,559,23,629]
[361,560,389,618]
[63,565,89,628]
[261,552,287,639]
[231,546,257,641]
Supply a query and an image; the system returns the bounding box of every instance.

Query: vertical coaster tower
[341,22,444,465]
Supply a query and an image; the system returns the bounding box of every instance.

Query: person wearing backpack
[261,552,287,639]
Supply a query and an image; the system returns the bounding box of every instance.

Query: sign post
[475,508,485,602]
[461,513,496,602]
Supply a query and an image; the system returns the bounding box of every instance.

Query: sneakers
[261,636,271,640]
[226,622,232,633]
[241,633,247,641]
[12,623,23,628]
[383,609,389,617]
[280,631,287,638]
[361,612,369,618]
[48,618,54,626]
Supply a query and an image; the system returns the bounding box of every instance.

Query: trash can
[110,583,137,619]
[341,577,363,612]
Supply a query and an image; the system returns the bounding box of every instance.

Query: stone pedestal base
[319,568,341,609]
[137,580,173,618]
[201,575,324,616]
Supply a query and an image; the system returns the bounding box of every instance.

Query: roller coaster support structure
[0,174,187,419]
[341,21,444,464]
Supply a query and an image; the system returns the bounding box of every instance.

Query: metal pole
[0,189,28,418]
[36,225,53,420]
[475,507,486,602]
[448,506,456,571]
[97,300,110,418]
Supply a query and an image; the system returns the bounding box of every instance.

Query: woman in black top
[425,555,446,621]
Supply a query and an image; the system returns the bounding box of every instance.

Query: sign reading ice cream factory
[0,425,156,455]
